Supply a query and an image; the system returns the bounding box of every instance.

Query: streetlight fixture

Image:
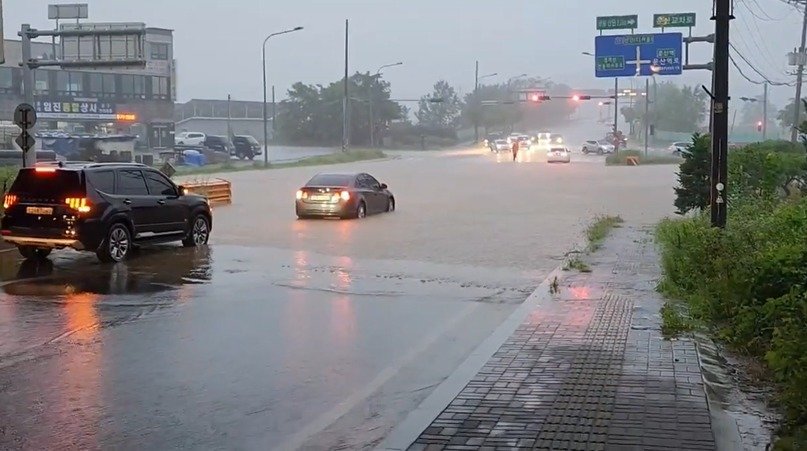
[262,26,304,166]
[369,61,403,148]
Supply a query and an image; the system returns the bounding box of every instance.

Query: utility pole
[710,0,732,228]
[342,19,349,152]
[763,82,768,140]
[791,1,807,143]
[20,25,35,167]
[474,60,479,144]
[643,77,649,157]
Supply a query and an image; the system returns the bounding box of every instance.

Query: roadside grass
[660,302,694,338]
[174,149,387,176]
[563,256,592,273]
[605,149,683,166]
[586,214,624,251]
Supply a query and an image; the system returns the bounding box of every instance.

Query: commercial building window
[151,76,169,100]
[56,71,83,95]
[150,43,169,60]
[121,75,146,99]
[0,68,13,93]
[89,73,117,98]
[34,70,49,94]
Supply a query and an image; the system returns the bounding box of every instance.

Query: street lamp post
[369,62,403,148]
[474,62,497,143]
[262,26,303,166]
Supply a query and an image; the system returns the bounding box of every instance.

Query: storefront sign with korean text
[34,98,117,120]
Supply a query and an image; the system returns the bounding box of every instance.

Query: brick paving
[407,225,716,450]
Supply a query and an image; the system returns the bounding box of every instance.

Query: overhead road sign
[594,33,683,77]
[596,15,638,31]
[653,13,696,28]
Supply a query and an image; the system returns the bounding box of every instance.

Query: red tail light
[3,194,17,209]
[65,197,91,213]
[34,167,57,173]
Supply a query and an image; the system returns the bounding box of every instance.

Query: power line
[734,2,791,77]
[729,43,796,86]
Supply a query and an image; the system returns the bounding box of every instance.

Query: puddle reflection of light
[294,251,309,281]
[569,286,591,300]
[64,292,100,341]
[334,256,353,291]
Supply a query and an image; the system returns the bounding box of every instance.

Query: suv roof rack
[31,161,148,169]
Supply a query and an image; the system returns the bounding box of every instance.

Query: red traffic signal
[530,93,540,102]
[572,94,592,101]
[526,92,550,102]
[757,121,763,132]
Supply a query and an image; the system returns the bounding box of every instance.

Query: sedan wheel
[386,197,395,212]
[356,202,367,219]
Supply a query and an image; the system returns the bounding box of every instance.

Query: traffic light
[527,92,551,102]
[572,94,592,101]
[530,93,540,102]
[757,121,763,132]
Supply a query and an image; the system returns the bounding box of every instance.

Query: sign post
[13,103,38,167]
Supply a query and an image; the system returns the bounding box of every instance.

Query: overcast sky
[5,0,804,108]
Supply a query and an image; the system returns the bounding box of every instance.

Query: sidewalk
[382,224,717,450]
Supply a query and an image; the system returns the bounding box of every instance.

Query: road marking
[273,301,481,451]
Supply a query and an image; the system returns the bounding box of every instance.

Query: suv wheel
[18,246,51,260]
[97,223,132,263]
[183,214,210,247]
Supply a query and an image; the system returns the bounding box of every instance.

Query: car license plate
[310,195,331,201]
[26,206,53,215]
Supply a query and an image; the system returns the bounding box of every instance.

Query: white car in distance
[547,146,571,163]
[176,132,206,146]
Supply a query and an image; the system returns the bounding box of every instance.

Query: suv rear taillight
[65,197,91,213]
[3,194,17,209]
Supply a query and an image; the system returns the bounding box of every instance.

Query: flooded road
[0,147,680,449]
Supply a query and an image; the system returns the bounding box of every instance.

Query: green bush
[656,198,807,438]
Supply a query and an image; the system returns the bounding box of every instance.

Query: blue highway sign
[594,32,683,78]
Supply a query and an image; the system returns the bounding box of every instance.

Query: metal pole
[711,0,732,228]
[21,24,36,168]
[791,3,807,143]
[262,40,268,165]
[227,94,232,140]
[342,19,349,152]
[474,60,479,144]
[644,77,649,157]
[613,77,619,157]
[763,82,768,141]
[271,85,276,137]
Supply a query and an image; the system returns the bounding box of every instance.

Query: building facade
[1,26,176,149]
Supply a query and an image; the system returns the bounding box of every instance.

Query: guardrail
[183,178,232,206]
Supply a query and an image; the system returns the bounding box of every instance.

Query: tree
[275,72,403,145]
[416,80,462,129]
[779,98,807,132]
[673,134,711,214]
[635,82,708,134]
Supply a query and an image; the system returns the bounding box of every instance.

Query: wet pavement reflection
[0,244,536,450]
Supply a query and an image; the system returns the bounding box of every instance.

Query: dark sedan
[295,172,395,219]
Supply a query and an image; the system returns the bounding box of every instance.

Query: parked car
[582,140,615,154]
[1,162,212,262]
[203,135,235,154]
[176,132,206,146]
[546,146,571,164]
[232,135,263,160]
[295,172,395,219]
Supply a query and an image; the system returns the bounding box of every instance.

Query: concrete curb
[376,266,564,451]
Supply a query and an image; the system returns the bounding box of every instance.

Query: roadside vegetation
[562,215,624,273]
[605,149,683,166]
[174,149,386,176]
[656,133,807,447]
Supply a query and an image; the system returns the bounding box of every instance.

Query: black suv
[203,135,234,154]
[1,162,212,263]
[232,135,263,160]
